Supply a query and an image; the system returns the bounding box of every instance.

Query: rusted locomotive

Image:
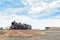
[10,21,32,30]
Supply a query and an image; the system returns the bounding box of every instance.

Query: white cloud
[0,0,60,30]
[11,17,60,30]
[0,13,60,30]
[28,2,48,15]
[22,0,60,15]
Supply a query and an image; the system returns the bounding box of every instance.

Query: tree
[0,27,3,30]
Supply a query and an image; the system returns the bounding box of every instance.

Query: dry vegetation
[0,30,45,38]
[0,30,45,40]
[0,28,60,40]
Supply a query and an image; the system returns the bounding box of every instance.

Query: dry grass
[0,30,45,40]
[0,30,60,40]
[0,30,45,38]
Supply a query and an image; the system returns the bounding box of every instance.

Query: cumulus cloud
[25,0,60,19]
[0,0,60,30]
[21,0,60,18]
[0,13,60,30]
[28,0,60,15]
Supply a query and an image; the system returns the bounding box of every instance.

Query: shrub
[0,27,4,30]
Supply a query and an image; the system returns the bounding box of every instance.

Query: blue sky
[0,0,60,30]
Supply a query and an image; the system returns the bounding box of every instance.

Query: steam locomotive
[10,21,32,30]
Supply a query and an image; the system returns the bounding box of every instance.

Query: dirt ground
[0,30,60,40]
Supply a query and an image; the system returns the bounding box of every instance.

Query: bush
[0,27,4,30]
